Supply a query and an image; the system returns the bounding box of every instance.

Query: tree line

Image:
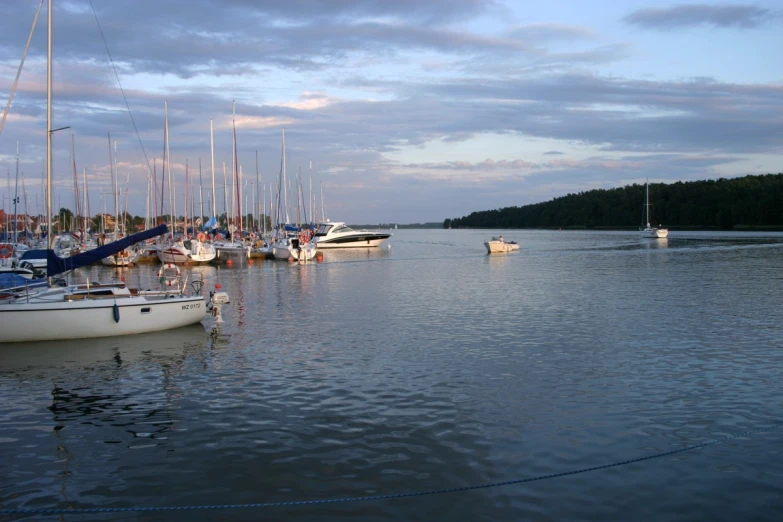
[444,174,783,230]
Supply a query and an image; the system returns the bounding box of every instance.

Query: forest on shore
[444,174,783,230]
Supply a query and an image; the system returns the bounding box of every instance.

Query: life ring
[158,262,181,286]
[197,232,207,242]
[298,232,307,243]
[0,244,11,259]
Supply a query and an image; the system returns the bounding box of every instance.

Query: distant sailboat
[640,180,668,239]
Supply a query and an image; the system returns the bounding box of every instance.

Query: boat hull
[157,246,190,264]
[272,242,317,261]
[315,235,390,249]
[484,241,520,254]
[0,293,206,342]
[213,244,248,264]
[640,228,669,238]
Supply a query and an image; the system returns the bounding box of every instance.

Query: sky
[0,0,781,225]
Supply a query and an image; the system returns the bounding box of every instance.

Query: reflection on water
[1,230,783,520]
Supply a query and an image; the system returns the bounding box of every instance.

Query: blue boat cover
[0,273,47,290]
[46,224,169,277]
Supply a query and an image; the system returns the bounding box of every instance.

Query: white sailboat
[0,1,221,343]
[269,130,317,262]
[213,102,251,264]
[640,180,668,239]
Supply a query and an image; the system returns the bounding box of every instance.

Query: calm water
[2,229,783,521]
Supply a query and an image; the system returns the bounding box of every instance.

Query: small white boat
[313,222,391,249]
[640,180,668,239]
[158,238,217,264]
[101,248,139,267]
[484,236,520,254]
[213,240,250,264]
[271,236,317,262]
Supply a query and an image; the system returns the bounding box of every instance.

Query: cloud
[401,158,538,171]
[0,1,779,223]
[624,4,775,30]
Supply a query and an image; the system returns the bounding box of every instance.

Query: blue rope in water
[2,422,780,515]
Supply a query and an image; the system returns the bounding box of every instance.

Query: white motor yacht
[313,222,391,249]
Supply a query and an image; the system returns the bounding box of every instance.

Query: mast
[71,134,81,233]
[232,100,241,239]
[309,161,312,226]
[82,168,87,233]
[222,162,227,227]
[210,119,216,218]
[107,133,115,235]
[255,150,259,232]
[45,0,52,250]
[14,142,19,243]
[282,129,289,224]
[166,103,173,233]
[198,157,204,227]
[184,159,189,238]
[160,104,167,221]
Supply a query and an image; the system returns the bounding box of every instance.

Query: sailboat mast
[14,142,19,243]
[185,159,189,237]
[71,135,81,233]
[107,133,115,234]
[198,157,204,226]
[232,100,241,238]
[45,0,52,250]
[166,103,173,233]
[309,161,312,226]
[282,129,289,224]
[210,119,216,218]
[222,162,227,226]
[83,168,87,232]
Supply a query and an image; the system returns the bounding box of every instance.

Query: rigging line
[0,0,44,138]
[0,421,781,516]
[88,0,154,179]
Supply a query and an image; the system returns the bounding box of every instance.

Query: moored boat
[313,222,391,249]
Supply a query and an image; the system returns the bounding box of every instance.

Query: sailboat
[640,180,668,238]
[212,102,251,264]
[269,130,317,261]
[0,1,219,343]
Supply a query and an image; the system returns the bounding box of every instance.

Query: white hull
[0,289,205,342]
[157,245,190,264]
[188,241,217,263]
[101,250,139,267]
[214,243,249,264]
[271,240,317,261]
[316,236,389,249]
[484,240,520,254]
[640,227,669,238]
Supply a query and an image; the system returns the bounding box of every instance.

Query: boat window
[140,307,151,314]
[332,225,354,234]
[316,224,333,235]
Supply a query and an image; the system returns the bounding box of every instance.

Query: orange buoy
[226,259,233,266]
[247,258,254,265]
